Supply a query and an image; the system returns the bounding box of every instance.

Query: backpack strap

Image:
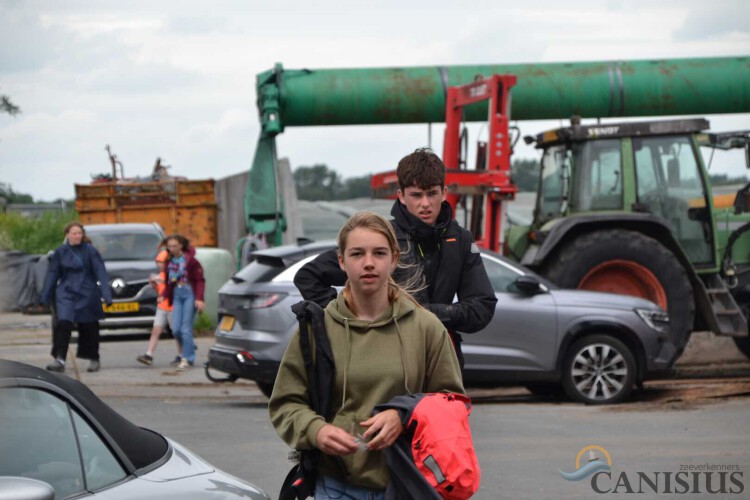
[285,301,346,500]
[294,302,318,412]
[291,300,336,421]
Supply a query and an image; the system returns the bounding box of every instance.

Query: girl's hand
[360,410,403,451]
[195,300,205,312]
[315,424,360,456]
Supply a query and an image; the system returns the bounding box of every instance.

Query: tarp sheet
[0,251,48,312]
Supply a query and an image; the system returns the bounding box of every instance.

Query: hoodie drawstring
[393,314,412,395]
[341,317,351,411]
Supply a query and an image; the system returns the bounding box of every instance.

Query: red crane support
[371,74,518,253]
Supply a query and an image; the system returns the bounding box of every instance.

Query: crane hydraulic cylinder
[256,56,750,134]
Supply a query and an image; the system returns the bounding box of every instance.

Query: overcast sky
[1,0,749,201]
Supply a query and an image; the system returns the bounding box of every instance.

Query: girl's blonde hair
[337,211,422,314]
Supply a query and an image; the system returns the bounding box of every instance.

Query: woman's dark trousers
[51,320,100,361]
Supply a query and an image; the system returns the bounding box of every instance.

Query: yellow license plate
[103,302,140,313]
[219,315,236,331]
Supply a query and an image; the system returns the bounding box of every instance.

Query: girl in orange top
[136,250,182,366]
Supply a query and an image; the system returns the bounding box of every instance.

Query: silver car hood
[549,289,661,311]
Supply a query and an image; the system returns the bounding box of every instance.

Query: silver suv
[207,241,677,404]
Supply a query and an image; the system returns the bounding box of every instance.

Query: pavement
[2,310,750,403]
[0,311,266,401]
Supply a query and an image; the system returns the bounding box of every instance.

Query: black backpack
[279,301,338,500]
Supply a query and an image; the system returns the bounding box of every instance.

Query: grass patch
[193,310,215,335]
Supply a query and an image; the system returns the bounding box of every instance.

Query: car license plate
[219,315,235,331]
[103,302,140,313]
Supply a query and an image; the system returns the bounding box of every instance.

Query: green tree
[709,173,748,186]
[0,95,21,116]
[337,174,372,200]
[0,183,34,204]
[293,164,343,201]
[511,157,540,192]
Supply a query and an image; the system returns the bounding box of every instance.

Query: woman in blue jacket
[41,221,112,373]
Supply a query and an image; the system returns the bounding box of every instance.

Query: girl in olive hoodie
[269,212,464,499]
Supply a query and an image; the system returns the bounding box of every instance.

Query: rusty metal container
[75,180,218,247]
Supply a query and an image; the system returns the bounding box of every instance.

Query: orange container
[75,180,218,247]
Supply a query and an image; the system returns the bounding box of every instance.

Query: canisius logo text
[560,445,744,495]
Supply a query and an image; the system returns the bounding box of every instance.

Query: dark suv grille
[110,281,149,300]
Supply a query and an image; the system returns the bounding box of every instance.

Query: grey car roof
[0,359,168,472]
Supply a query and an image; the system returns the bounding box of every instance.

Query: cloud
[164,14,230,35]
[186,108,256,144]
[0,4,69,73]
[675,1,750,41]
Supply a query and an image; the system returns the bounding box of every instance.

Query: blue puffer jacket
[41,242,112,323]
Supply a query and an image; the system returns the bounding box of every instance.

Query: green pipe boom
[257,56,750,134]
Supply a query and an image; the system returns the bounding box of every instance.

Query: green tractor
[507,117,750,357]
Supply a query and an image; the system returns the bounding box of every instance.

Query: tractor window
[570,139,622,212]
[634,147,659,192]
[634,135,713,264]
[537,145,570,221]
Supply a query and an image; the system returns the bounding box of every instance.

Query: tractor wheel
[544,229,694,351]
[733,300,750,360]
[733,337,750,360]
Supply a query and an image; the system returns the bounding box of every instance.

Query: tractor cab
[518,118,716,267]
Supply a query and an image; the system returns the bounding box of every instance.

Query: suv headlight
[635,308,670,335]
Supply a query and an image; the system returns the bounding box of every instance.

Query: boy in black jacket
[294,148,497,368]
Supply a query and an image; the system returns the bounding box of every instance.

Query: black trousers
[51,320,100,361]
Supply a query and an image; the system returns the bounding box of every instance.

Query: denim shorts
[153,308,173,329]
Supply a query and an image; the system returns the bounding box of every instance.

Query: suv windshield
[89,232,163,261]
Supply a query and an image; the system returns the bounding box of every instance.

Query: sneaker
[87,360,101,373]
[136,354,154,366]
[177,358,190,371]
[169,356,182,367]
[46,359,65,372]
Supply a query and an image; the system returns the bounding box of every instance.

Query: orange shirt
[153,272,173,312]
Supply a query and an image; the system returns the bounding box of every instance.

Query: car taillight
[240,293,287,309]
[236,351,256,364]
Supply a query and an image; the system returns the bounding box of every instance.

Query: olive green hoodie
[269,293,464,489]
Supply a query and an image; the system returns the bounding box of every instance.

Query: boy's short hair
[396,148,446,191]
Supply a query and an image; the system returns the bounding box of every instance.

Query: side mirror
[0,477,54,500]
[514,275,543,295]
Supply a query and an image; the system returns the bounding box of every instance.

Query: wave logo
[560,445,612,481]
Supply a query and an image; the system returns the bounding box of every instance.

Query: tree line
[292,158,545,201]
